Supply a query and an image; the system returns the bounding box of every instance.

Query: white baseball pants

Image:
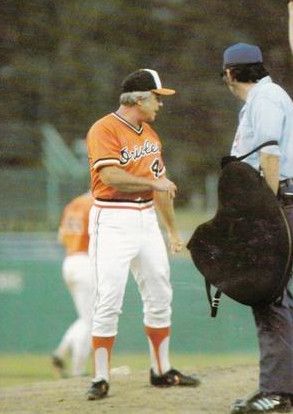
[54,253,94,376]
[88,206,172,337]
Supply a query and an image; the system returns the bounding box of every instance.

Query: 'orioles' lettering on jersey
[86,112,166,202]
[120,140,160,165]
[58,193,93,255]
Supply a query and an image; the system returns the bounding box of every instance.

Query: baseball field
[0,258,261,414]
[0,213,261,414]
[0,352,259,414]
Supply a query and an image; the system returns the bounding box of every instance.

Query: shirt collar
[246,76,272,103]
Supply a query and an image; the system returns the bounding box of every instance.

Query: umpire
[221,43,293,413]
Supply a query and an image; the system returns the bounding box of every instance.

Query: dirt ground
[0,364,264,414]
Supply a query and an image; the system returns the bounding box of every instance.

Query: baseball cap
[122,69,175,95]
[223,42,263,68]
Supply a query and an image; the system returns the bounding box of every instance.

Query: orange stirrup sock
[92,336,115,382]
[145,326,171,375]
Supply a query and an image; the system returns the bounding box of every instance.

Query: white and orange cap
[121,68,175,96]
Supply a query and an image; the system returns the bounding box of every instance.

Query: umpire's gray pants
[252,200,293,395]
[252,290,293,394]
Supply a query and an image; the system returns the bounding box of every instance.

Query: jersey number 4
[150,159,164,178]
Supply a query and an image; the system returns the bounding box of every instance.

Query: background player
[52,191,94,377]
[86,69,200,400]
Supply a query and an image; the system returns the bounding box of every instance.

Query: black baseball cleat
[150,368,201,387]
[230,391,292,413]
[86,380,109,400]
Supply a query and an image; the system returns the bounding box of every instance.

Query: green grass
[0,352,257,388]
[0,207,212,233]
[175,208,213,233]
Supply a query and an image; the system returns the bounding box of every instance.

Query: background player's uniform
[52,192,94,377]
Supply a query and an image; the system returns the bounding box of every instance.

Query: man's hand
[168,231,184,254]
[152,177,177,198]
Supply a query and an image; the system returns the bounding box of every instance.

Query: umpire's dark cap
[223,42,263,68]
[122,69,175,95]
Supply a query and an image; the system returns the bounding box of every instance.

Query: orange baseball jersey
[86,113,166,204]
[58,193,93,255]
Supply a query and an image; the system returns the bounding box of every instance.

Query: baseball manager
[86,68,200,400]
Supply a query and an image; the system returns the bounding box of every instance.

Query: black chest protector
[187,141,293,316]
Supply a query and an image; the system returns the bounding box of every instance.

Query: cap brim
[223,60,262,69]
[152,88,176,95]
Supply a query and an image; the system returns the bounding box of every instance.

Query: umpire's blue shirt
[231,76,293,180]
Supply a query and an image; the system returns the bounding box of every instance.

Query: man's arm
[260,151,280,195]
[153,191,184,254]
[99,166,177,197]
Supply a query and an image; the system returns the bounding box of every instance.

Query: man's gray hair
[119,91,152,106]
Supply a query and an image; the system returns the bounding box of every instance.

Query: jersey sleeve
[251,97,283,156]
[87,122,121,170]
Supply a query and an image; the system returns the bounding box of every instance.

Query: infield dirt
[0,364,259,414]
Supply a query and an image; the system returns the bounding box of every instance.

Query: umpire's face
[138,92,163,123]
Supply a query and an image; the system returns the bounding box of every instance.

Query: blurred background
[0,0,292,378]
[1,0,292,229]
